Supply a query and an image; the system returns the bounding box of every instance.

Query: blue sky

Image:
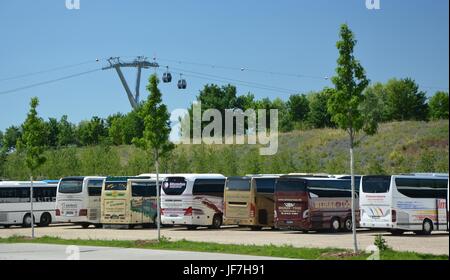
[0,0,448,133]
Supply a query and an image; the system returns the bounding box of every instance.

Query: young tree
[16,97,47,238]
[428,91,449,120]
[133,74,174,241]
[327,24,378,253]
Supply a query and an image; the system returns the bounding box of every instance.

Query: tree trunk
[349,134,358,253]
[30,175,35,239]
[155,153,161,242]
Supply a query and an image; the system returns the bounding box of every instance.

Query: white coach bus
[161,174,226,229]
[360,173,448,235]
[55,176,105,228]
[0,181,58,228]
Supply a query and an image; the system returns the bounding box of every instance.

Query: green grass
[0,235,447,260]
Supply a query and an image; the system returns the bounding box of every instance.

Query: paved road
[1,224,448,255]
[0,243,287,260]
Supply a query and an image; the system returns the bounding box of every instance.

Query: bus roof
[0,181,56,187]
[138,173,171,178]
[277,176,349,181]
[105,176,143,182]
[164,174,225,180]
[393,174,449,179]
[60,176,106,180]
[229,175,280,180]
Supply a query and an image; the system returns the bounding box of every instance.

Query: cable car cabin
[162,72,172,83]
[177,79,187,89]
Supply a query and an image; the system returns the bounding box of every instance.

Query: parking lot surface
[0,224,448,255]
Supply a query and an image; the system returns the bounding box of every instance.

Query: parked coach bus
[360,173,448,235]
[55,176,105,228]
[101,177,162,228]
[223,175,279,230]
[274,175,361,233]
[0,181,57,228]
[161,174,226,229]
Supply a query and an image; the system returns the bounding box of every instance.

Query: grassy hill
[2,120,448,180]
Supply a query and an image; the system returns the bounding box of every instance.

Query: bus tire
[22,214,34,228]
[142,223,152,229]
[210,214,222,229]
[421,219,433,235]
[94,224,102,228]
[301,230,309,234]
[330,217,340,233]
[81,223,90,229]
[343,217,353,232]
[3,225,11,229]
[187,225,198,230]
[38,212,52,227]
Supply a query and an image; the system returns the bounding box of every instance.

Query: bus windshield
[104,181,127,191]
[58,179,83,193]
[162,177,187,195]
[227,178,251,191]
[362,176,391,193]
[276,180,306,192]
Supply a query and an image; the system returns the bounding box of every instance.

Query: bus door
[436,198,448,231]
[224,178,251,222]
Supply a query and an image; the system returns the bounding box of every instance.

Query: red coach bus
[274,175,361,233]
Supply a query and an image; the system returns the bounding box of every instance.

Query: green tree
[45,118,59,147]
[57,115,76,147]
[77,116,108,146]
[133,74,174,241]
[2,125,22,152]
[428,91,449,120]
[287,94,310,123]
[385,78,428,121]
[307,89,335,128]
[327,24,377,253]
[16,97,47,238]
[362,82,390,122]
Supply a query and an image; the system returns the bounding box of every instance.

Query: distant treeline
[1,121,448,180]
[0,78,448,154]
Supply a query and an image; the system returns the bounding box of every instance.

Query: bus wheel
[343,217,353,232]
[38,213,52,227]
[301,230,309,234]
[187,225,198,230]
[94,224,102,229]
[3,225,11,229]
[330,218,340,233]
[421,219,433,235]
[210,215,222,229]
[81,223,90,229]
[22,214,34,228]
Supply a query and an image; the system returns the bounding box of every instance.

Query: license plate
[286,221,293,224]
[170,214,178,217]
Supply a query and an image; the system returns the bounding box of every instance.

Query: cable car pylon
[102,56,159,109]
